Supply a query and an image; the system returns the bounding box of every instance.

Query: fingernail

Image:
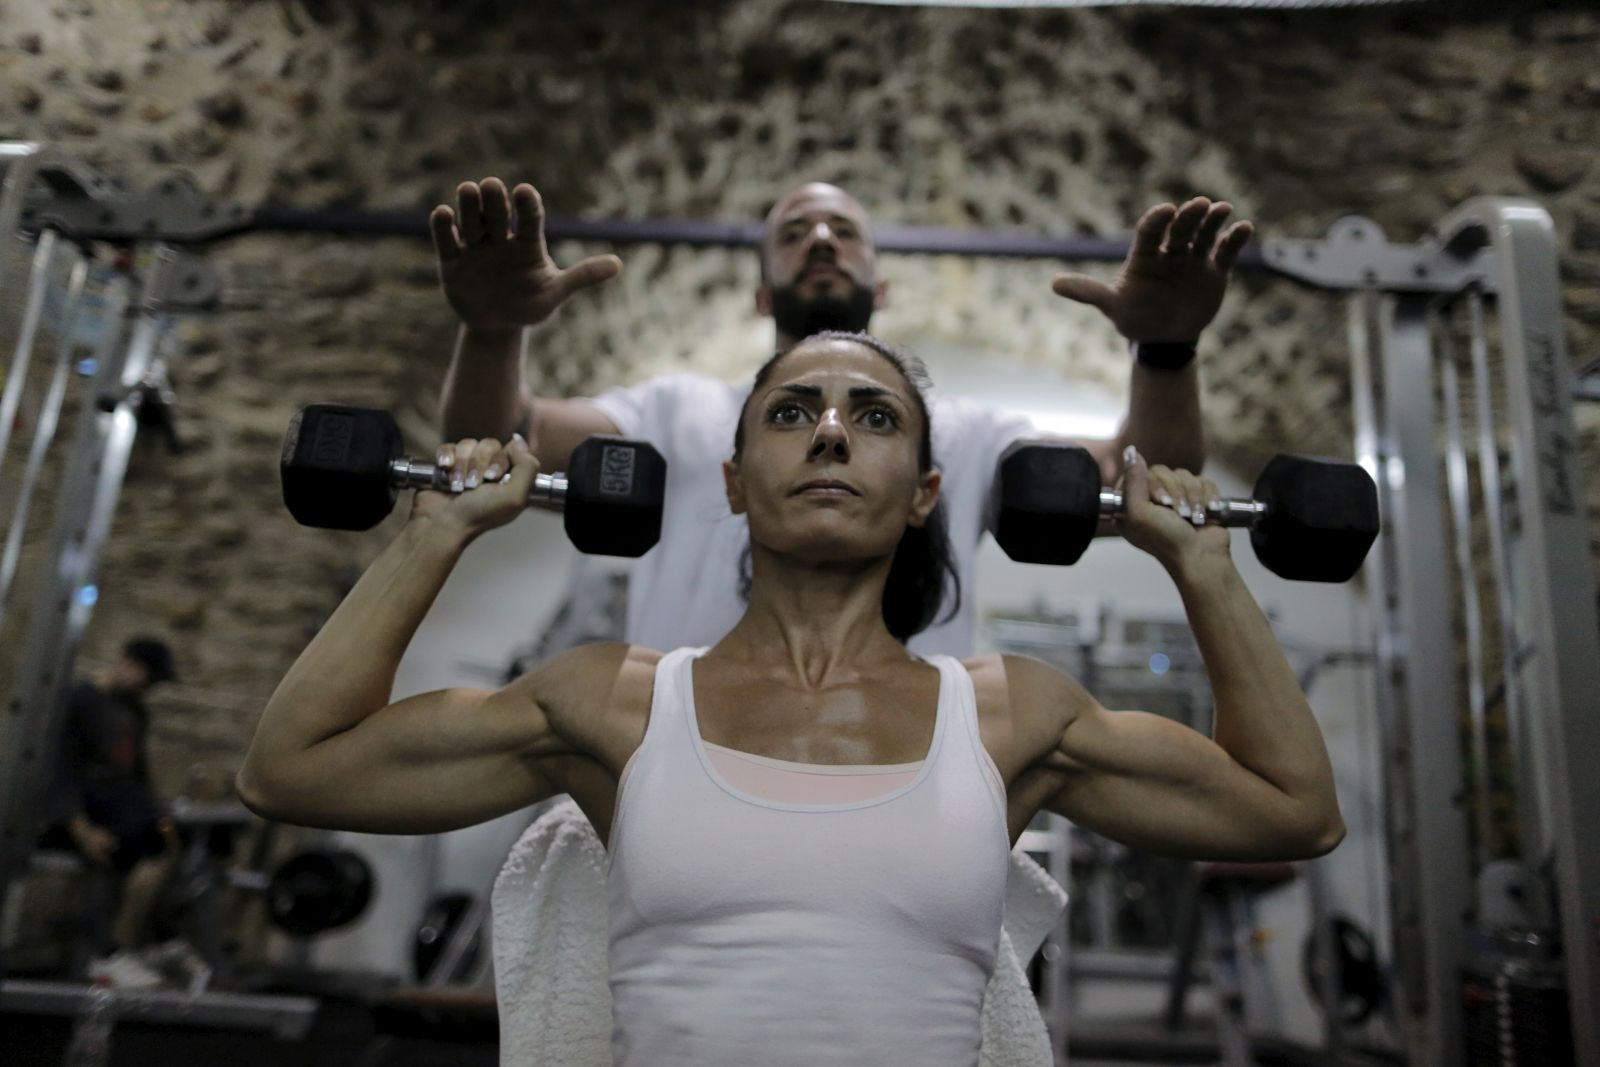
[1209,497,1223,513]
[451,476,464,492]
[438,451,453,469]
[1192,510,1205,526]
[1177,500,1191,518]
[1159,491,1174,508]
[511,433,527,449]
[1122,445,1137,465]
[485,465,501,481]
[465,470,480,489]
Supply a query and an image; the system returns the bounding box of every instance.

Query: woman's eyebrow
[770,383,907,405]
[771,382,915,412]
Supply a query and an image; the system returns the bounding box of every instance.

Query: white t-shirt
[587,374,1035,658]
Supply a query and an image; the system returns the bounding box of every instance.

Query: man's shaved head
[756,182,886,346]
[763,182,872,237]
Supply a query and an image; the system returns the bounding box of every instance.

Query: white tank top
[606,647,1010,1067]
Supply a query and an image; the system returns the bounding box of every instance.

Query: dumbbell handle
[388,458,570,506]
[1098,488,1268,527]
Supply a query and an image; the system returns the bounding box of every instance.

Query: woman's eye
[770,402,806,424]
[862,408,897,430]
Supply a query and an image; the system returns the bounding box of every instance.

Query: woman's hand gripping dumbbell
[280,405,667,557]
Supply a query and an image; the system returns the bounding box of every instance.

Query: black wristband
[1131,341,1197,371]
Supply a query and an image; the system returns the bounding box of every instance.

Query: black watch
[1130,341,1197,371]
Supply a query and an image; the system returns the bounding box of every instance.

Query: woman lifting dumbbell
[240,331,1344,1067]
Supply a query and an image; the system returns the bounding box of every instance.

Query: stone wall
[1,0,1596,797]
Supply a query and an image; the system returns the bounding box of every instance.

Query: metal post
[0,229,60,478]
[0,252,103,627]
[1435,314,1496,869]
[1347,290,1412,1047]
[1351,289,1473,1065]
[1462,290,1540,863]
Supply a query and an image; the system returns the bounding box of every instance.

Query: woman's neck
[714,553,911,687]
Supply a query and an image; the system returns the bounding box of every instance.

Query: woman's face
[724,338,940,566]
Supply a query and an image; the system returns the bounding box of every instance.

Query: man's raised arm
[432,178,624,471]
[1053,197,1253,484]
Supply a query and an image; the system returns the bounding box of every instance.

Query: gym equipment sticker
[1527,328,1576,517]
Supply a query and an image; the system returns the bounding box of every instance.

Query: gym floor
[4,1000,1345,1067]
[7,996,497,1067]
[4,1014,1196,1067]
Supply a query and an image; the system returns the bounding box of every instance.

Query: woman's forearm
[1168,550,1342,837]
[241,515,471,785]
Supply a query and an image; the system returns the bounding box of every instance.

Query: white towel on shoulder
[492,797,1067,1067]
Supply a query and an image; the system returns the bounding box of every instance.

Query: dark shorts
[37,815,167,874]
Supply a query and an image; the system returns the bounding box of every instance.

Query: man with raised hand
[430,178,1251,656]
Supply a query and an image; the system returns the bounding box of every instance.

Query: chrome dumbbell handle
[388,458,570,506]
[1097,488,1268,527]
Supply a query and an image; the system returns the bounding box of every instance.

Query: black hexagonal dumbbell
[280,404,666,557]
[995,442,1380,583]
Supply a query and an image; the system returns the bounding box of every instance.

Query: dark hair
[731,331,960,643]
[123,637,176,685]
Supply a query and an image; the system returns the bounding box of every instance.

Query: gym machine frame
[1272,207,1599,1066]
[2,141,1596,1065]
[0,143,316,1040]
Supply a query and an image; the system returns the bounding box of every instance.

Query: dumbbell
[995,443,1379,582]
[280,404,666,557]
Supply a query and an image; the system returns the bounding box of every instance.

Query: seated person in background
[239,332,1343,1067]
[37,637,181,988]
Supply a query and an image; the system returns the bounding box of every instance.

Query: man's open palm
[430,178,622,334]
[1052,197,1252,344]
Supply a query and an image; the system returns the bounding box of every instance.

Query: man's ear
[723,459,748,515]
[906,467,940,529]
[873,278,890,312]
[755,284,772,318]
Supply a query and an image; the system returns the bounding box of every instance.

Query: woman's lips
[795,480,859,496]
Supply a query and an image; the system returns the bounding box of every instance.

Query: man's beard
[768,280,876,341]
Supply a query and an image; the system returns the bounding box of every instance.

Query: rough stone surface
[0,2,1596,829]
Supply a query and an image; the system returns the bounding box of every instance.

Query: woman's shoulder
[535,642,663,698]
[961,652,1088,777]
[960,652,1081,725]
[519,644,666,754]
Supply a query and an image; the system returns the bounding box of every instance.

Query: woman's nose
[809,408,850,460]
